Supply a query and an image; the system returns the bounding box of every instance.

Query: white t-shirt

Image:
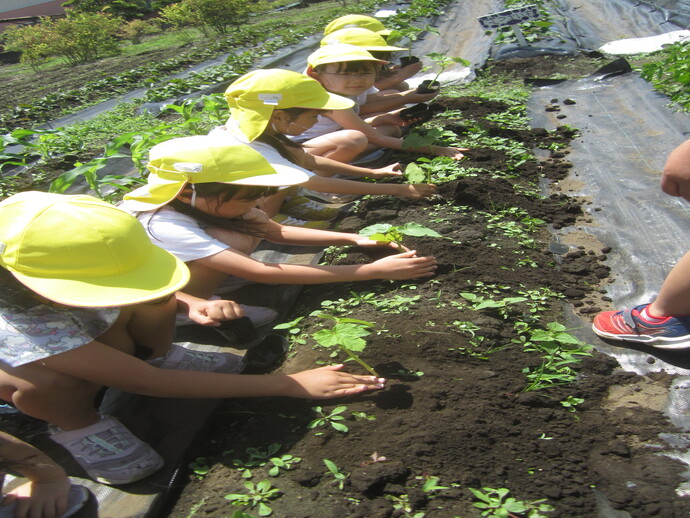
[119,202,229,263]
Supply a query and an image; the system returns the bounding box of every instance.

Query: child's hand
[369,163,403,177]
[399,183,436,199]
[370,250,437,279]
[186,298,245,326]
[286,364,386,398]
[399,61,423,78]
[430,145,467,160]
[2,477,71,518]
[402,89,439,104]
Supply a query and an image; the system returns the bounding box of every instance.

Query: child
[0,191,386,486]
[213,68,436,215]
[298,44,466,163]
[0,431,93,518]
[322,15,424,92]
[320,27,429,100]
[592,139,690,349]
[120,135,437,303]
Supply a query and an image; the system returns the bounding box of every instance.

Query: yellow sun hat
[323,14,392,37]
[307,43,389,69]
[0,191,190,308]
[123,135,310,209]
[321,27,406,52]
[224,69,354,141]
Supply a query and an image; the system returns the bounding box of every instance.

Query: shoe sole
[592,324,690,350]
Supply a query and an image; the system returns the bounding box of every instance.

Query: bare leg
[302,130,368,163]
[648,250,690,317]
[0,299,176,430]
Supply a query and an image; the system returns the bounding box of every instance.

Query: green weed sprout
[224,480,280,517]
[470,487,554,517]
[323,459,349,490]
[312,314,379,376]
[359,222,442,253]
[308,405,349,433]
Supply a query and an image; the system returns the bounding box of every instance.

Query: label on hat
[174,162,203,173]
[258,94,282,105]
[0,243,5,255]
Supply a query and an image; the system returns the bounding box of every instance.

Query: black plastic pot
[400,102,433,124]
[400,55,420,67]
[416,80,441,94]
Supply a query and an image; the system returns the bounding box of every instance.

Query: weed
[232,443,281,479]
[267,454,301,477]
[323,458,349,490]
[308,405,349,433]
[189,457,211,479]
[224,480,280,517]
[470,486,554,517]
[560,395,584,413]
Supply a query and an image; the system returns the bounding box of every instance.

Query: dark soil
[167,62,690,517]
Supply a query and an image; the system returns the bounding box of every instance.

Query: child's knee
[339,130,368,154]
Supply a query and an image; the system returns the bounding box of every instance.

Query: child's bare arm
[39,344,385,400]
[304,174,435,199]
[327,110,467,160]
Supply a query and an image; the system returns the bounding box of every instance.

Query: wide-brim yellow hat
[224,69,354,141]
[321,27,406,52]
[307,44,389,69]
[0,192,190,308]
[123,135,311,209]
[323,14,392,36]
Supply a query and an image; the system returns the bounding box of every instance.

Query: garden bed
[167,65,690,518]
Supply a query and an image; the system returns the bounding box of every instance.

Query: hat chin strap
[190,184,197,208]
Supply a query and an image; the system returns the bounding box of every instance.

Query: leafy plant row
[639,40,690,111]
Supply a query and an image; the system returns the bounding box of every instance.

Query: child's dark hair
[151,182,278,239]
[256,107,317,166]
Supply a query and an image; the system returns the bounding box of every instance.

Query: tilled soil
[167,75,690,517]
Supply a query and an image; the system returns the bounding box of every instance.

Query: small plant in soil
[267,454,301,476]
[224,479,280,517]
[351,411,376,422]
[312,314,379,376]
[402,126,459,151]
[470,486,554,517]
[359,222,442,253]
[307,405,349,433]
[188,457,210,479]
[560,395,585,413]
[458,292,528,319]
[232,443,281,479]
[323,458,349,490]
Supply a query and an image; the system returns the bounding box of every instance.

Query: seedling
[189,457,211,479]
[359,222,442,253]
[470,487,554,517]
[312,314,379,376]
[419,475,449,494]
[404,162,430,184]
[224,480,280,517]
[425,52,470,84]
[232,443,281,479]
[560,396,584,413]
[323,459,349,490]
[351,411,376,422]
[308,405,349,433]
[267,454,301,477]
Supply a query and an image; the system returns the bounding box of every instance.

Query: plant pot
[399,55,420,67]
[416,80,440,94]
[400,102,433,124]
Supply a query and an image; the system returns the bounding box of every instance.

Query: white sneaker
[148,344,244,373]
[50,415,163,485]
